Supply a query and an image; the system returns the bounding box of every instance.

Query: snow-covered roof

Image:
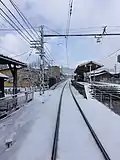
[91,71,112,77]
[0,73,9,79]
[90,68,116,75]
[78,61,103,68]
[91,68,109,74]
[75,60,103,73]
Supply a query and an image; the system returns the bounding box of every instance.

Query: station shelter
[74,61,103,83]
[0,54,27,96]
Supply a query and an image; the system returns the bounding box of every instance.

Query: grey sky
[0,0,120,71]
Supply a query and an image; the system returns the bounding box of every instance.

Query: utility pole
[30,25,45,95]
[39,25,45,95]
[114,64,117,74]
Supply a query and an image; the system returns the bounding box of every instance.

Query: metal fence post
[110,94,112,108]
[100,91,103,102]
[94,88,96,98]
[25,92,28,102]
[32,91,34,100]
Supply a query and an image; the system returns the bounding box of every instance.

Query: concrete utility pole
[30,25,45,95]
[114,64,117,74]
[39,25,45,95]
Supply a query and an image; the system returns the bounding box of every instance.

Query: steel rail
[69,83,111,160]
[51,83,67,160]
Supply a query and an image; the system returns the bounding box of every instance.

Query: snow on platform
[71,85,120,160]
[94,81,120,88]
[0,82,66,160]
[77,82,92,99]
[57,84,103,160]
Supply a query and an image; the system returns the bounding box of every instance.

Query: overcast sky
[1,0,120,71]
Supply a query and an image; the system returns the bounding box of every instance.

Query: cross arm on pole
[41,33,120,38]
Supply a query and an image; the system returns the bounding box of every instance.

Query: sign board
[117,55,120,63]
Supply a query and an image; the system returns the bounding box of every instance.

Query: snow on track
[57,83,104,160]
[71,84,120,160]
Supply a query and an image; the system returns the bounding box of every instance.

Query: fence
[71,80,87,99]
[0,91,34,118]
[92,87,120,115]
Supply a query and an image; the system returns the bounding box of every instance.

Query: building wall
[0,66,61,87]
[91,73,112,82]
[0,79,4,97]
[51,66,60,79]
[0,68,39,87]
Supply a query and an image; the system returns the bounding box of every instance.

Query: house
[90,69,113,82]
[74,61,103,82]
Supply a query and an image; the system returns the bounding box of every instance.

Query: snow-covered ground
[0,82,65,160]
[57,84,103,160]
[71,85,120,160]
[1,80,120,160]
[77,82,92,99]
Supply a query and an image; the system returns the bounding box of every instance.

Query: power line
[44,49,55,64]
[12,50,31,58]
[0,8,31,43]
[0,46,32,58]
[65,0,74,66]
[99,48,120,61]
[44,44,55,61]
[0,0,35,41]
[1,25,120,33]
[1,25,120,32]
[0,10,30,44]
[0,46,17,55]
[9,0,40,40]
[44,25,61,35]
[26,50,33,61]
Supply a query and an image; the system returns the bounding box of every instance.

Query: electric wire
[99,48,120,62]
[9,0,40,40]
[0,10,30,44]
[44,25,61,35]
[65,0,74,67]
[0,0,36,41]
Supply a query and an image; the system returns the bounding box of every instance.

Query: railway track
[51,82,111,160]
[51,83,67,160]
[69,83,111,160]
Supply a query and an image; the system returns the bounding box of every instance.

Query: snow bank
[71,85,120,160]
[77,82,92,99]
[0,82,66,160]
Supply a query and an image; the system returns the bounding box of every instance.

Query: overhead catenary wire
[66,0,74,36]
[65,0,74,67]
[0,10,30,44]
